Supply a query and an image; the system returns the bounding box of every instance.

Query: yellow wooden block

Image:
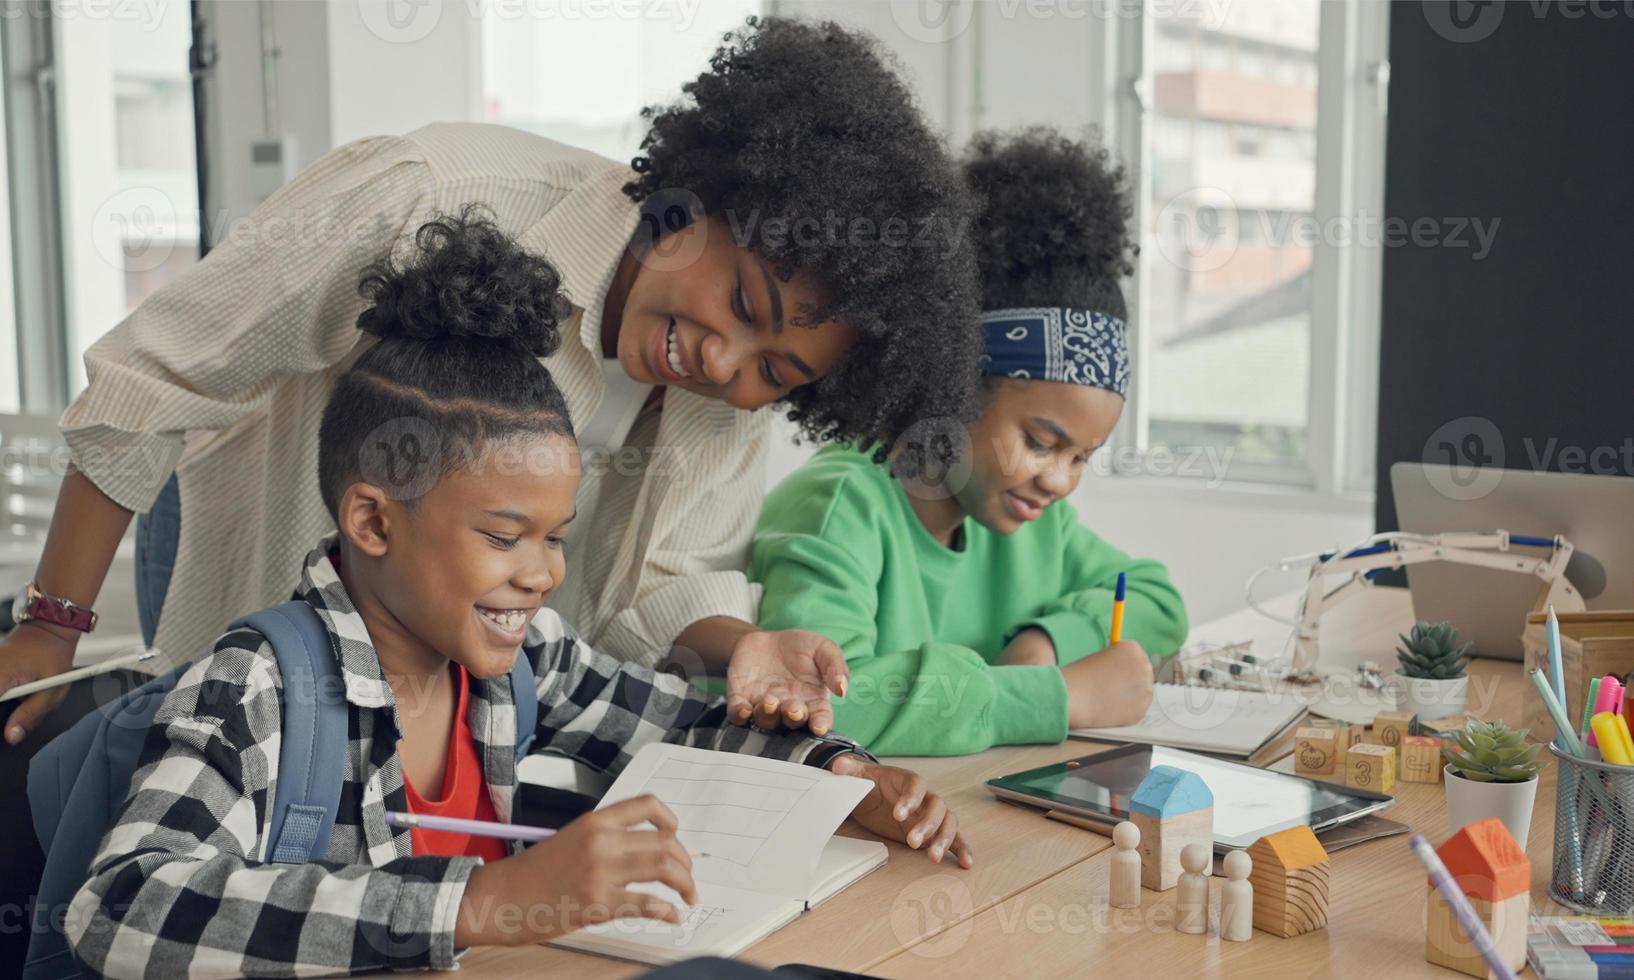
[1372,710,1416,749]
[1345,743,1396,793]
[1295,727,1340,776]
[1400,735,1445,784]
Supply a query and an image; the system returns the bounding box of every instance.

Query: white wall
[327,0,483,145]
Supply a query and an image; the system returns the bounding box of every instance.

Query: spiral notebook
[1070,682,1307,760]
[546,743,889,966]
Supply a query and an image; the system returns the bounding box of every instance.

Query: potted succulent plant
[1394,621,1472,720]
[1442,719,1546,844]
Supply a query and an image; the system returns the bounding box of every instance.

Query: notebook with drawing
[546,743,889,965]
[1070,682,1307,759]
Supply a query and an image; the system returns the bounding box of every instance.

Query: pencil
[1109,572,1126,644]
[1548,605,1566,708]
[384,811,712,859]
[0,648,158,704]
[1409,834,1519,980]
[386,811,556,842]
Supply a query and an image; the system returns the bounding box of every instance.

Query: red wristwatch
[15,581,98,633]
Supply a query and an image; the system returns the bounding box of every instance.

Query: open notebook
[547,743,889,965]
[1070,682,1307,760]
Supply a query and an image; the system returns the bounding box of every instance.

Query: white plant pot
[1392,670,1469,721]
[1444,765,1539,845]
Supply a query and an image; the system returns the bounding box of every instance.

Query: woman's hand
[725,629,849,734]
[827,753,974,869]
[454,795,697,947]
[0,622,80,745]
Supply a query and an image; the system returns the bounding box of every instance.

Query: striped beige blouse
[59,122,768,670]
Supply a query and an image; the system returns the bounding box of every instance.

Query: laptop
[1390,462,1634,660]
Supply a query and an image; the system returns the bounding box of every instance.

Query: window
[54,4,199,398]
[1125,0,1388,493]
[0,37,17,414]
[481,0,762,164]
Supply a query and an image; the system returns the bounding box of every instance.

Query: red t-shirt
[402,662,509,862]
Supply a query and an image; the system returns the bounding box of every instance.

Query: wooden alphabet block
[1311,716,1367,750]
[1247,825,1329,938]
[1295,726,1340,776]
[1345,743,1396,793]
[1129,766,1213,892]
[1372,710,1416,749]
[1400,735,1445,784]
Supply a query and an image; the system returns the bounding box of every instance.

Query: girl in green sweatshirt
[749,129,1187,756]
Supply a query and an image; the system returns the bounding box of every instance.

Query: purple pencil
[385,811,557,842]
[1409,834,1518,980]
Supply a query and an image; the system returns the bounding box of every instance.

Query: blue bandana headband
[980,307,1131,398]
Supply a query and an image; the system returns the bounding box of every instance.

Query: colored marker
[1591,677,1626,748]
[1582,676,1604,743]
[1109,572,1126,644]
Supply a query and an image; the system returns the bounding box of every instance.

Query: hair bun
[965,127,1137,289]
[355,203,571,358]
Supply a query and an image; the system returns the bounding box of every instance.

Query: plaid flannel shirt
[65,534,868,978]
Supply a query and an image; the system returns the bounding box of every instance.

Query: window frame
[2,2,71,415]
[1107,0,1389,501]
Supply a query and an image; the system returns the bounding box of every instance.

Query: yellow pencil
[1109,572,1126,644]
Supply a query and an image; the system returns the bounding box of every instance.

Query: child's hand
[455,795,697,947]
[1063,640,1154,729]
[998,627,1057,666]
[827,753,974,869]
[726,628,849,734]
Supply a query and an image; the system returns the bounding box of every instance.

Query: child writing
[749,129,1188,756]
[65,208,970,978]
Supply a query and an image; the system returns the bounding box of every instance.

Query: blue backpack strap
[228,601,348,864]
[510,647,537,763]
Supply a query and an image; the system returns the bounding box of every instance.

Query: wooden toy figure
[1425,818,1530,978]
[1109,820,1142,909]
[1345,742,1397,793]
[1130,766,1214,891]
[1176,843,1211,934]
[1220,849,1253,942]
[1247,825,1330,938]
[1295,726,1340,776]
[1400,735,1445,783]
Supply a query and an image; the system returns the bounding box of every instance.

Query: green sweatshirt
[749,446,1188,756]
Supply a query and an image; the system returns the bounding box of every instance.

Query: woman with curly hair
[749,128,1189,756]
[0,17,982,745]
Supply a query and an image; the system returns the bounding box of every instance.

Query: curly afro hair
[624,16,984,457]
[963,127,1137,319]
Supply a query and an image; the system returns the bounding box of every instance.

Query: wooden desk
[463,590,1558,978]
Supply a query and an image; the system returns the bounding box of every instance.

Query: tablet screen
[989,744,1389,848]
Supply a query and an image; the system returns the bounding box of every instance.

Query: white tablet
[987,743,1394,850]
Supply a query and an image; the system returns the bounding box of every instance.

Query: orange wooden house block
[1247,824,1330,937]
[1426,818,1529,978]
